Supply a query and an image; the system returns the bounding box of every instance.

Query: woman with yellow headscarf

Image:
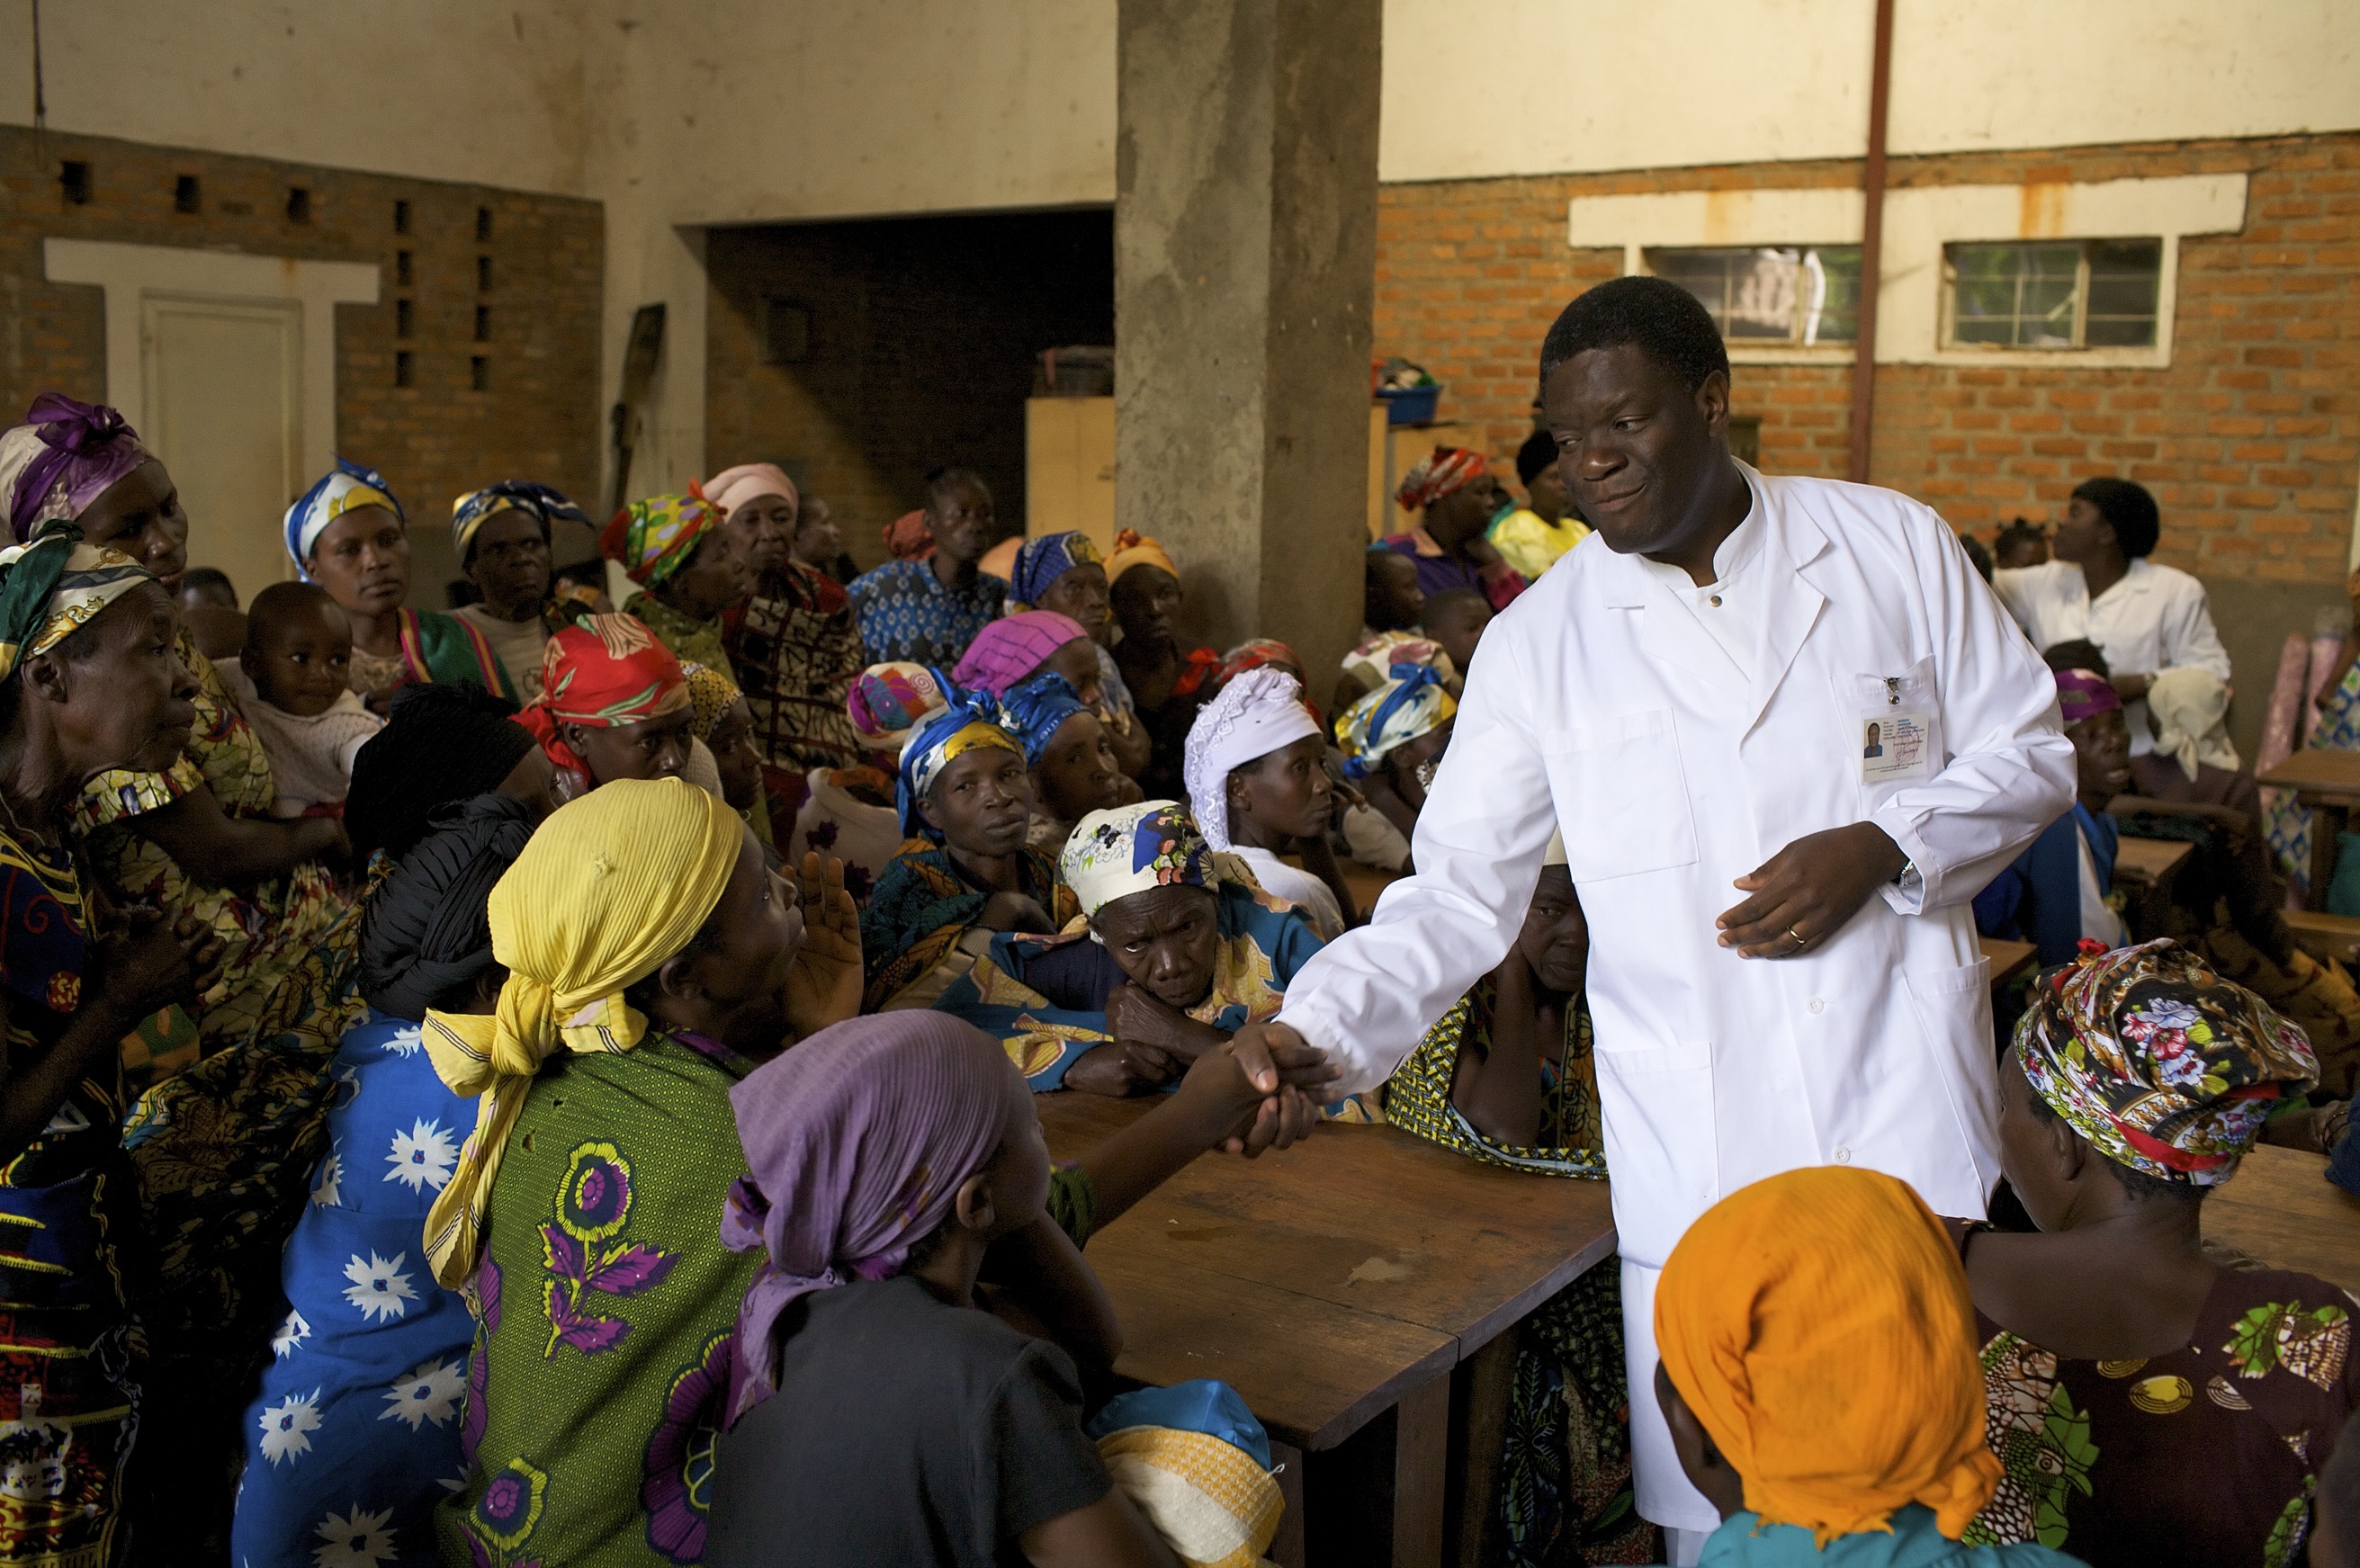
[1652,1166,2077,1567]
[423,776,860,1568]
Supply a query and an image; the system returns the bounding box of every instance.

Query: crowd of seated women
[0,388,2352,1568]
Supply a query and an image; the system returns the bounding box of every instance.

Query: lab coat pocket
[1837,657,1943,802]
[1539,710,1699,883]
[1901,958,2001,1202]
[1592,1039,1716,1268]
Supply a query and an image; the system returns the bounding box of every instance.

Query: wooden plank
[2258,748,2360,794]
[1393,1375,1451,1568]
[1447,1331,1518,1568]
[1339,857,1403,917]
[2207,1143,2360,1297]
[1270,1440,1308,1568]
[1043,1098,1617,1355]
[2285,909,2360,966]
[2113,835,2194,885]
[1979,936,2039,990]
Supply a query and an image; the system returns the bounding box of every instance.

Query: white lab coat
[1277,465,2074,1529]
[1988,557,2230,756]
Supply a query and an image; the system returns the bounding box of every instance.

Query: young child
[215,580,384,818]
[1992,517,2049,569]
[1420,587,1494,685]
[705,1013,1180,1568]
[1654,1166,2080,1567]
[1183,668,1354,938]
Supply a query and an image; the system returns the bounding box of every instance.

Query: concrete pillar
[1114,0,1381,684]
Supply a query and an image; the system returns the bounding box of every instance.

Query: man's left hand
[1715,823,1907,958]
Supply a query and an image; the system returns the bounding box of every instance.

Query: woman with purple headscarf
[706,1013,1279,1568]
[1973,668,2133,965]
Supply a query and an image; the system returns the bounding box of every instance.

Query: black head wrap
[359,792,536,1021]
[345,680,538,863]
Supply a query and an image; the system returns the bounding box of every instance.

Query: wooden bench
[2284,908,2360,967]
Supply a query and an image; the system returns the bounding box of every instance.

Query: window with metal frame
[1645,246,1862,346]
[1943,238,2162,350]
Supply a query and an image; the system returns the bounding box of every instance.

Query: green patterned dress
[1387,982,1651,1567]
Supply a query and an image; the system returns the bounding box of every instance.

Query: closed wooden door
[140,295,302,605]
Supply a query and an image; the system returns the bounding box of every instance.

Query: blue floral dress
[232,1012,480,1568]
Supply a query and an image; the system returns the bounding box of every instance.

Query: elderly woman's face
[33,583,198,778]
[465,509,552,620]
[1092,883,1221,1008]
[918,746,1033,859]
[663,532,752,621]
[307,506,411,617]
[77,460,191,587]
[1036,562,1111,642]
[725,493,798,578]
[1030,712,1124,826]
[1516,866,1589,994]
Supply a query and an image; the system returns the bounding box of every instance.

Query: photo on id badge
[1861,712,1929,784]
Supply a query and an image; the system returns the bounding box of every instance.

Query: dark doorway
[705,208,1115,573]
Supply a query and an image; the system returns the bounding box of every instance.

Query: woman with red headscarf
[518,614,698,802]
[1380,446,1526,611]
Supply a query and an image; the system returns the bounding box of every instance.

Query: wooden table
[2207,1143,2360,1297]
[2259,749,2360,909]
[2112,835,2195,940]
[1038,1094,1616,1568]
[1979,936,2039,990]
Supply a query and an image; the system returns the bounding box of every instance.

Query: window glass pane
[2084,237,2161,347]
[1646,245,1860,345]
[1948,237,2161,350]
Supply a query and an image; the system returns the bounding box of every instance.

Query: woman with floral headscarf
[285,456,516,707]
[1951,938,2344,1566]
[448,480,594,702]
[929,802,1375,1118]
[603,489,751,676]
[859,694,1078,1012]
[0,519,224,1568]
[709,464,866,824]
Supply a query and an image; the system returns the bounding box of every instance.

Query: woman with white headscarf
[1182,668,1352,939]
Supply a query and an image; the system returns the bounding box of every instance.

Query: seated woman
[516,614,696,801]
[605,489,751,675]
[0,525,223,1568]
[1000,669,1132,860]
[710,464,866,820]
[709,1014,1316,1568]
[446,480,593,703]
[1008,530,1150,779]
[1106,532,1220,799]
[0,403,350,1067]
[1182,668,1354,938]
[1386,832,1635,1562]
[1952,939,2345,1565]
[685,661,774,846]
[285,456,516,705]
[1335,662,1457,874]
[781,662,950,904]
[930,802,1365,1115]
[231,793,531,1568]
[1656,1167,2077,1568]
[952,610,1105,708]
[1973,668,2131,965]
[861,694,1078,1012]
[423,778,860,1567]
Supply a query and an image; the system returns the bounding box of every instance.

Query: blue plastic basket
[1379,386,1441,426]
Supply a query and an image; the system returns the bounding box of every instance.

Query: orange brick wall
[1374,132,2360,585]
[0,126,605,604]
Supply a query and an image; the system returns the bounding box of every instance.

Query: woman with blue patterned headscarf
[1006,529,1149,780]
[285,457,517,706]
[1336,661,1457,859]
[858,694,1078,1011]
[447,481,593,703]
[999,669,1129,859]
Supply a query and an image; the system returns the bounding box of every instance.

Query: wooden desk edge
[1449,1230,1621,1358]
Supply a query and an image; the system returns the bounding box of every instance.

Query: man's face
[1542,344,1728,560]
[929,481,993,566]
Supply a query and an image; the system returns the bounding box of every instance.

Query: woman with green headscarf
[0,520,224,1567]
[602,491,751,676]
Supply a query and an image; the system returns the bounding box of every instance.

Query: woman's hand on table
[783,853,862,1036]
[1104,983,1225,1064]
[1063,1041,1183,1098]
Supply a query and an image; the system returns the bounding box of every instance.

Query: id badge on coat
[1858,675,1933,784]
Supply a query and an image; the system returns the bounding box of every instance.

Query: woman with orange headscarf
[1106,530,1219,799]
[1652,1165,2075,1567]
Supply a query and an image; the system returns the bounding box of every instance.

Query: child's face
[248,600,353,717]
[707,699,763,812]
[1428,601,1492,676]
[1995,532,2049,569]
[1386,719,1453,811]
[1230,734,1333,843]
[1366,554,1423,631]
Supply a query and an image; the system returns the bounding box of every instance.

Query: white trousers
[1621,1256,1720,1535]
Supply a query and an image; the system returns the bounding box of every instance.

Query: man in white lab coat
[1237,276,2075,1555]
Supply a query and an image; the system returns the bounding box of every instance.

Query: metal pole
[1848,0,1896,484]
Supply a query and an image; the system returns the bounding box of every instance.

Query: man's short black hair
[2072,476,2160,560]
[182,566,235,597]
[1539,275,1732,395]
[1516,429,1559,488]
